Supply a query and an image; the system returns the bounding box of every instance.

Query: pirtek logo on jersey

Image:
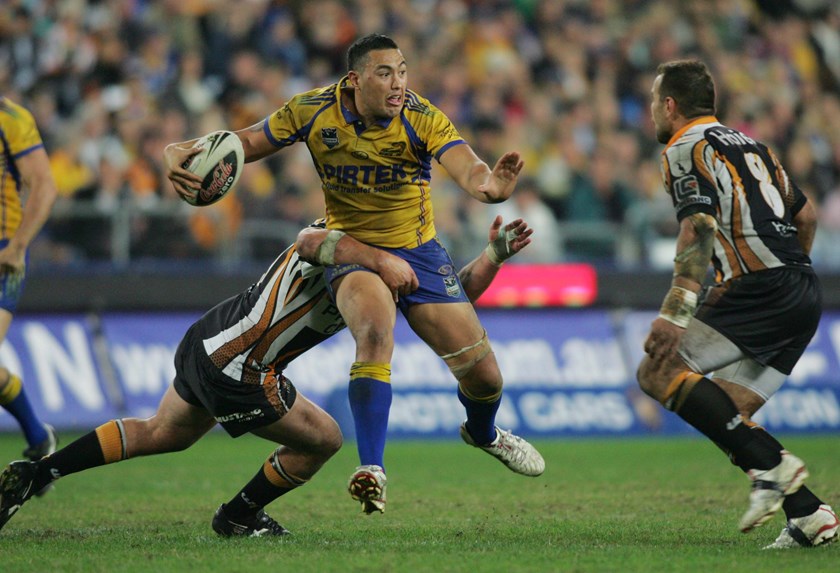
[320,162,409,185]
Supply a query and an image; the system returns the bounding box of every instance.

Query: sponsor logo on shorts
[771,221,796,237]
[215,408,264,424]
[437,264,453,275]
[443,275,461,298]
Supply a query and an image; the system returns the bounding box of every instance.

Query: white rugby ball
[181,130,244,206]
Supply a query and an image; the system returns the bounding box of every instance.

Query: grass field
[0,432,836,572]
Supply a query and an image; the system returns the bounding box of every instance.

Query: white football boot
[764,504,839,549]
[460,423,545,477]
[348,464,387,514]
[740,451,808,533]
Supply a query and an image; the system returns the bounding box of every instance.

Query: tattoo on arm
[674,213,716,284]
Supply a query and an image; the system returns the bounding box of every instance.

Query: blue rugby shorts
[323,237,469,315]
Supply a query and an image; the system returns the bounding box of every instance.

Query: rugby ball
[181,130,244,206]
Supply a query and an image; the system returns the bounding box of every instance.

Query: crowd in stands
[3,0,840,270]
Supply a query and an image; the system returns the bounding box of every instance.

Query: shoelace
[495,430,528,465]
[254,510,288,535]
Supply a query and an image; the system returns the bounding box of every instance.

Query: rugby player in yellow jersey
[0,216,533,536]
[164,33,544,514]
[0,97,58,479]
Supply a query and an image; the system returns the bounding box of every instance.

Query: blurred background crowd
[3,0,840,272]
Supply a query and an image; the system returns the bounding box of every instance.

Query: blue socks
[0,374,48,447]
[457,385,501,445]
[348,362,392,469]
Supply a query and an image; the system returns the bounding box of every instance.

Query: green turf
[0,432,836,572]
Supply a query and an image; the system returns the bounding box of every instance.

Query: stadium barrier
[1,309,838,437]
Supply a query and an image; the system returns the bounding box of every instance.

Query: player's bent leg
[454,349,544,477]
[250,394,342,477]
[408,302,544,477]
[123,384,217,456]
[638,349,809,534]
[213,395,342,535]
[408,301,501,402]
[0,384,217,534]
[712,369,828,537]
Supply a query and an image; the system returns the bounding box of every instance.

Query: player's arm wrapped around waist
[658,286,698,328]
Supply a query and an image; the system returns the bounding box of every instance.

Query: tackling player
[637,59,837,549]
[0,216,532,536]
[164,33,544,514]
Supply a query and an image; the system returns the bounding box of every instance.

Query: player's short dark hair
[347,33,399,71]
[656,60,716,118]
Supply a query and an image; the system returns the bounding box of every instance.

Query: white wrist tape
[484,243,503,267]
[485,227,519,267]
[658,286,698,329]
[314,229,346,265]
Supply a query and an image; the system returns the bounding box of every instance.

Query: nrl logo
[443,275,461,298]
[322,127,339,149]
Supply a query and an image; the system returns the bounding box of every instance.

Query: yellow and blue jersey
[0,97,44,240]
[264,77,465,248]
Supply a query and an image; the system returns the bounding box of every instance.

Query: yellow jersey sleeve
[0,98,44,158]
[263,80,466,248]
[0,98,45,238]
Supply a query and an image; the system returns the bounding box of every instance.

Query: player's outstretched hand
[489,216,533,259]
[163,143,205,203]
[477,151,524,203]
[485,216,533,265]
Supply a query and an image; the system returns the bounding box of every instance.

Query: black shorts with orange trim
[172,324,297,437]
[694,266,821,375]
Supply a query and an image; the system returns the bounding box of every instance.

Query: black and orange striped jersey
[193,236,341,386]
[0,97,45,240]
[263,77,465,249]
[660,116,811,283]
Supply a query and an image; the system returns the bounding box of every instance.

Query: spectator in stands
[4,0,838,271]
[494,177,560,263]
[564,146,639,260]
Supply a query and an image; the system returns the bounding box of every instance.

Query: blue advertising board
[1,309,838,438]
